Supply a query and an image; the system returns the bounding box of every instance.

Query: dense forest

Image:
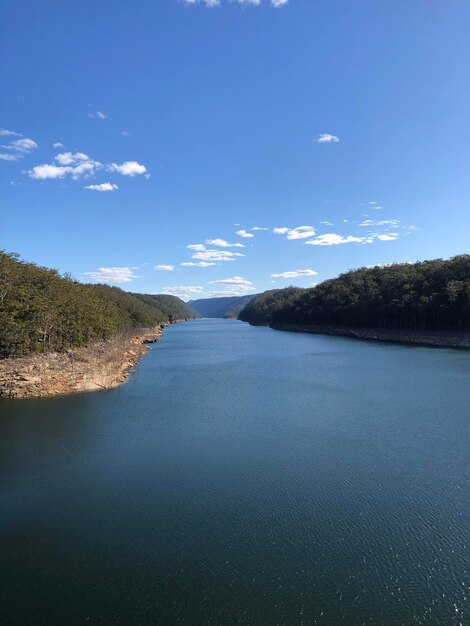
[239,256,470,332]
[190,294,258,319]
[0,251,199,358]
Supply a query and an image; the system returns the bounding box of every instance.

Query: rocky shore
[270,323,470,349]
[0,324,169,400]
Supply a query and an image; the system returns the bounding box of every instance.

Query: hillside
[0,251,198,359]
[132,294,200,322]
[239,256,470,334]
[190,294,258,319]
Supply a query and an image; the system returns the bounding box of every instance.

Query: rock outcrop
[0,326,166,399]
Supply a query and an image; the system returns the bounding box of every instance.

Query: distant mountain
[189,294,258,319]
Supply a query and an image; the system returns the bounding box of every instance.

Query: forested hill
[0,251,199,358]
[239,256,470,332]
[132,294,199,323]
[190,294,258,319]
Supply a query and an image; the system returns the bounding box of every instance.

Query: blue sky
[1,0,469,300]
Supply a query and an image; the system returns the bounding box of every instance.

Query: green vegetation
[239,256,470,332]
[0,251,199,358]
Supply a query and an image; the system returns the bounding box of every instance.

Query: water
[1,319,469,625]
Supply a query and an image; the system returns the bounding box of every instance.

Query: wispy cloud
[359,219,400,227]
[161,285,204,300]
[236,229,255,238]
[0,131,38,161]
[180,261,217,267]
[209,276,253,288]
[315,133,340,143]
[271,269,318,278]
[0,129,22,137]
[53,142,65,149]
[207,276,256,297]
[251,226,269,231]
[186,243,244,263]
[84,267,138,283]
[84,182,118,192]
[184,0,287,7]
[273,226,316,240]
[154,264,175,271]
[205,238,245,248]
[88,109,108,120]
[305,234,370,246]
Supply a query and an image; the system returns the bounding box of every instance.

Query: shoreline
[268,323,470,349]
[0,323,174,400]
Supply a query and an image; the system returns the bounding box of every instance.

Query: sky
[1,0,469,300]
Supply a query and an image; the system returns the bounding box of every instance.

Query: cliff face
[0,326,166,399]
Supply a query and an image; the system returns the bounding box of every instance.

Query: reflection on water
[1,319,470,625]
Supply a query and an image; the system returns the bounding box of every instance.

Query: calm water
[1,319,470,625]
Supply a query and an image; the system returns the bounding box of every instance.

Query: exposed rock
[0,326,165,399]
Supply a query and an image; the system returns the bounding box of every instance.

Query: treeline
[0,251,199,358]
[239,256,470,332]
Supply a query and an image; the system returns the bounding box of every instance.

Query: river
[1,318,469,624]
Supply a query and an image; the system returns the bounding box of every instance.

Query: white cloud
[0,133,38,161]
[316,133,340,143]
[286,226,316,240]
[107,161,147,176]
[205,238,245,248]
[154,264,175,271]
[186,244,244,262]
[273,225,316,240]
[161,285,204,300]
[6,138,38,153]
[88,110,108,120]
[209,276,253,287]
[28,164,70,179]
[180,261,217,267]
[184,0,287,6]
[28,152,148,182]
[236,229,255,238]
[251,226,269,231]
[191,248,244,262]
[53,142,65,149]
[29,152,102,180]
[320,221,334,226]
[84,182,118,192]
[359,219,400,227]
[305,234,370,246]
[271,269,318,278]
[376,233,399,241]
[0,129,21,137]
[55,152,89,165]
[84,267,138,283]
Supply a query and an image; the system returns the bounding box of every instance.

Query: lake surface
[1,319,470,625]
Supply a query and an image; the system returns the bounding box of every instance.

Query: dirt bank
[0,325,167,399]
